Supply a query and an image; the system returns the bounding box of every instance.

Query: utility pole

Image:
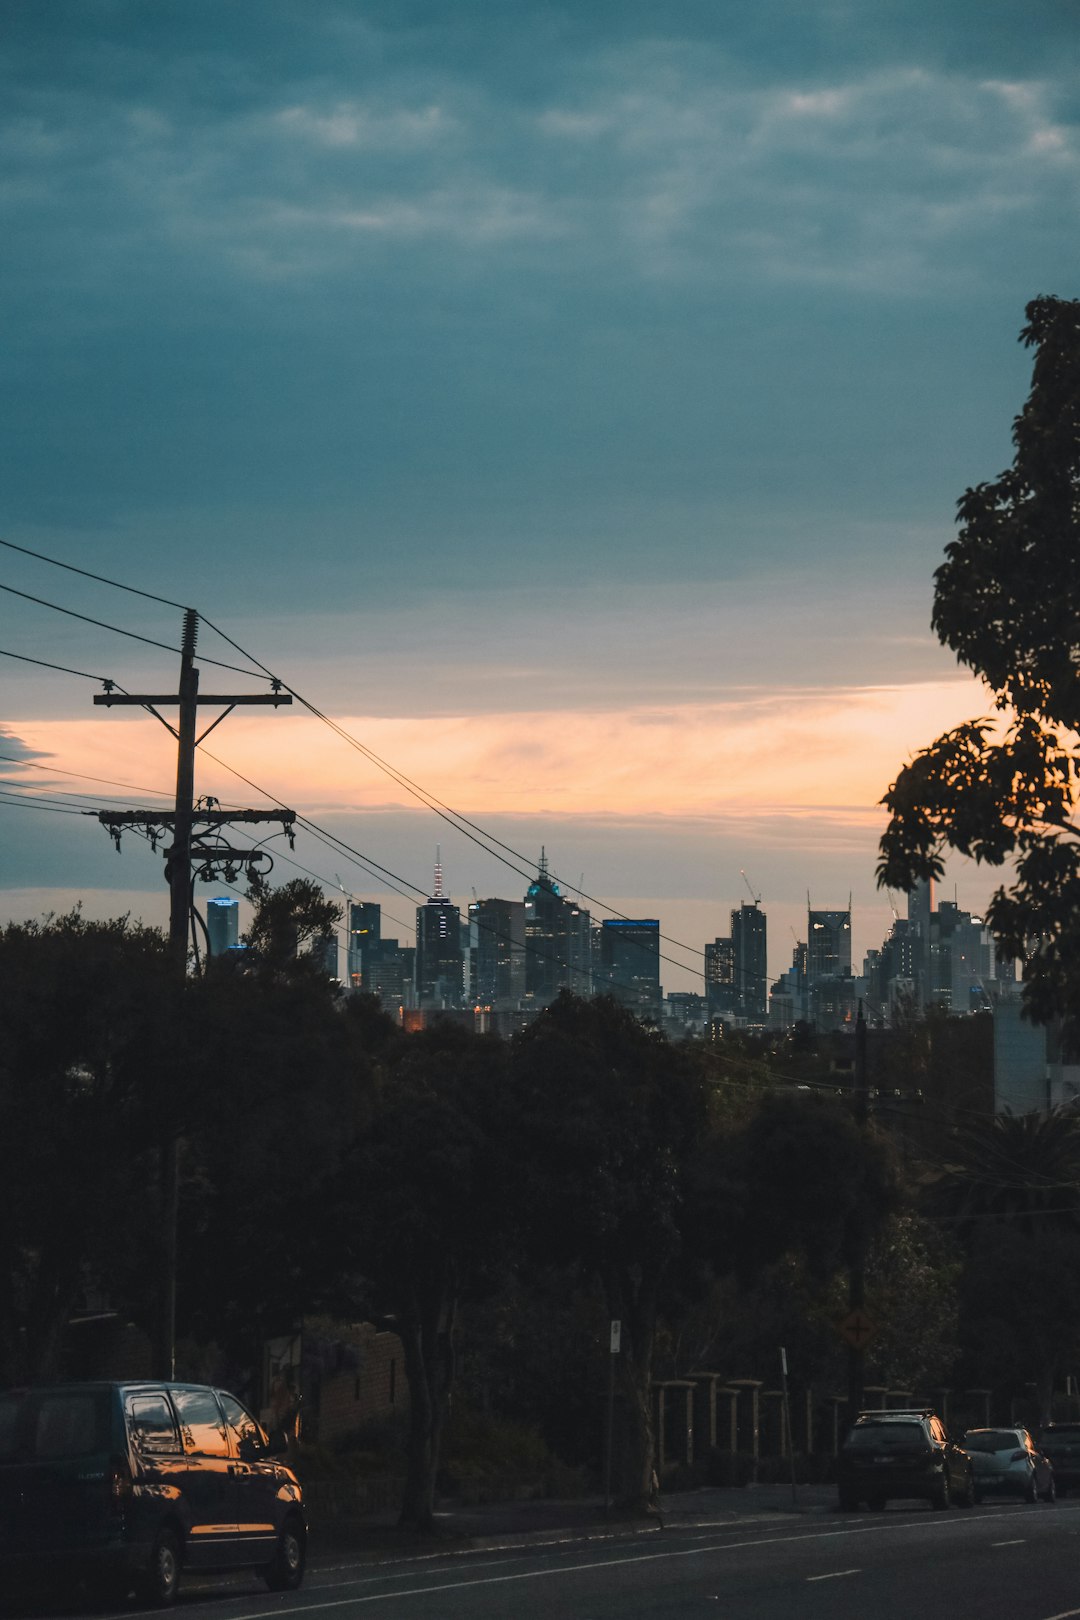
[846,1000,869,1424]
[90,608,294,1378]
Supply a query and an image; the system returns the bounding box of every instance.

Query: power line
[0,752,183,801]
[0,791,85,816]
[0,646,115,683]
[0,582,267,680]
[0,537,189,611]
[5,540,716,972]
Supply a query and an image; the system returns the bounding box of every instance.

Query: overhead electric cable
[0,583,265,679]
[0,646,115,683]
[0,791,84,816]
[0,537,189,611]
[0,753,184,801]
[2,538,725,973]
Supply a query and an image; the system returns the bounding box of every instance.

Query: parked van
[0,1380,306,1605]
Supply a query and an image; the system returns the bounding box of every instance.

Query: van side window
[128,1394,180,1454]
[218,1393,264,1459]
[172,1388,229,1457]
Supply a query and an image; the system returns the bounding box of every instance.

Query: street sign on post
[604,1320,621,1515]
[838,1309,877,1351]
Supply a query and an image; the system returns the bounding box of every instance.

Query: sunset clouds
[1,0,1074,981]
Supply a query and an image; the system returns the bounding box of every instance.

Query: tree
[0,911,178,1382]
[927,1109,1080,1421]
[177,965,372,1359]
[242,877,342,977]
[878,296,1080,1028]
[510,995,710,1512]
[338,1022,514,1532]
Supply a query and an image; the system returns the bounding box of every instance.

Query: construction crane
[740,869,762,906]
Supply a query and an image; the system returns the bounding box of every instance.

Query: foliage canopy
[878,296,1080,1026]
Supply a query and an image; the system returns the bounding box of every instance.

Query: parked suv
[1037,1423,1080,1496]
[0,1380,306,1605]
[837,1408,975,1511]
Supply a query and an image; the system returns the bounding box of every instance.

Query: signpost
[604,1320,621,1515]
[779,1347,798,1505]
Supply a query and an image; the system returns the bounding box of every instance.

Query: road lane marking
[807,1569,860,1582]
[225,1517,998,1617]
[992,1539,1026,1546]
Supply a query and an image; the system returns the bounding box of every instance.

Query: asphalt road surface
[20,1499,1080,1620]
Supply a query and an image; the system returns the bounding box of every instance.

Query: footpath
[313,1482,838,1562]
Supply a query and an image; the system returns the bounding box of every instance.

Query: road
[23,1499,1080,1620]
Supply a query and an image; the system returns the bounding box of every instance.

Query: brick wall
[315,1326,407,1445]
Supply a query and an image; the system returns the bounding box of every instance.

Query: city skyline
[2,1,1075,977]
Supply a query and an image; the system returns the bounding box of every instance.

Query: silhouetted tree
[339,1022,513,1532]
[0,911,178,1382]
[510,995,710,1512]
[879,295,1080,1030]
[242,876,342,978]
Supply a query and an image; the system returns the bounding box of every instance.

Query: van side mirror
[265,1427,289,1457]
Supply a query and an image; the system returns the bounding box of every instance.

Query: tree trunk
[607,1267,661,1514]
[397,1275,457,1532]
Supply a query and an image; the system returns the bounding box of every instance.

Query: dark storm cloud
[2,0,1075,618]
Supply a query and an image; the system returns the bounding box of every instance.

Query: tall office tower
[731,903,768,1020]
[704,936,737,1017]
[415,854,463,1007]
[348,901,381,990]
[469,897,527,1005]
[907,878,934,1009]
[524,849,581,1004]
[932,901,998,1015]
[599,919,661,1020]
[807,905,852,982]
[311,932,338,980]
[565,900,592,997]
[206,896,240,957]
[365,937,411,1008]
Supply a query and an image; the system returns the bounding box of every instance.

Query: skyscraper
[206,896,239,956]
[704,936,736,1018]
[415,854,463,1007]
[731,902,768,1020]
[348,901,381,990]
[524,850,590,1003]
[469,897,526,1004]
[807,905,852,982]
[599,919,661,1020]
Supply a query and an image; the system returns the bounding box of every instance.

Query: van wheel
[141,1530,181,1606]
[263,1518,306,1592]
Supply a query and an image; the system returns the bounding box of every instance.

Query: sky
[1,0,1077,990]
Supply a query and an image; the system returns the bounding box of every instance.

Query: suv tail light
[108,1455,133,1505]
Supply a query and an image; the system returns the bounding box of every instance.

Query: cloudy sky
[1,0,1076,988]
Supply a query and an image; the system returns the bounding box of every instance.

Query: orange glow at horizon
[11,676,988,824]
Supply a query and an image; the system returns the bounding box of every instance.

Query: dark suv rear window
[35,1394,107,1460]
[0,1391,108,1462]
[845,1421,927,1450]
[0,1395,20,1462]
[964,1430,1024,1453]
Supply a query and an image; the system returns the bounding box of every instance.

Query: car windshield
[845,1422,926,1450]
[964,1430,1023,1454]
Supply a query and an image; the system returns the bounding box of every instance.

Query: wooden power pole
[91,608,294,1377]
